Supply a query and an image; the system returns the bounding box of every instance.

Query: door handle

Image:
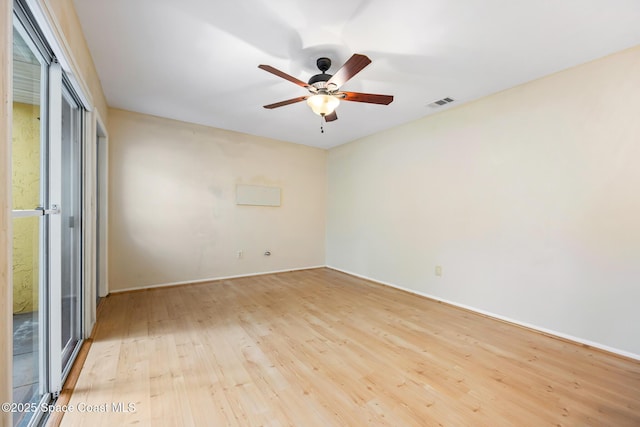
[36,204,61,215]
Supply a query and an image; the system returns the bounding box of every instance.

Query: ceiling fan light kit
[307,94,340,116]
[259,53,394,131]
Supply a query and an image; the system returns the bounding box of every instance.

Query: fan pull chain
[320,115,324,133]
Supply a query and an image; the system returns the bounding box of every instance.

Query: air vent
[427,97,455,108]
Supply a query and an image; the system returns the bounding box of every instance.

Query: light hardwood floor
[58,268,640,426]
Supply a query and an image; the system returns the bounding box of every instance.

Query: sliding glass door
[12,4,85,426]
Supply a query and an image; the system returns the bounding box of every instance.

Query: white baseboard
[109,265,326,294]
[327,265,640,361]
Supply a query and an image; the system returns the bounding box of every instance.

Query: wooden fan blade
[327,54,371,88]
[263,96,308,109]
[259,64,310,88]
[341,91,394,105]
[324,111,338,122]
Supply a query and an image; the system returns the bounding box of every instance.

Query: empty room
[2,0,640,426]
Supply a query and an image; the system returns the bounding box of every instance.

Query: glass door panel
[60,90,82,371]
[11,217,42,427]
[11,23,46,427]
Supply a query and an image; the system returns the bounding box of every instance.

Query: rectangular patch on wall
[236,185,281,207]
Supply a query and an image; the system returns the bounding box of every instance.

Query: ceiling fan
[258,54,393,127]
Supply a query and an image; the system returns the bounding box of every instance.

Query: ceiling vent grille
[427,97,455,108]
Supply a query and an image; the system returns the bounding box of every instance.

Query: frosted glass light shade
[306,94,340,116]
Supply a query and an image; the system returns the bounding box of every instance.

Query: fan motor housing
[308,73,331,86]
[308,57,333,88]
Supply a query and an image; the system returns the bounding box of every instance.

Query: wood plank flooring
[59,268,640,426]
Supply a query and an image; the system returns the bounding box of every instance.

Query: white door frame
[47,60,63,395]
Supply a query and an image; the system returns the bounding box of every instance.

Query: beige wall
[1,0,12,424]
[108,109,326,291]
[327,46,640,357]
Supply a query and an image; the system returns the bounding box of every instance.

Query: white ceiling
[73,0,640,149]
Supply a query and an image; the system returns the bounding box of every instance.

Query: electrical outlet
[435,265,442,277]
